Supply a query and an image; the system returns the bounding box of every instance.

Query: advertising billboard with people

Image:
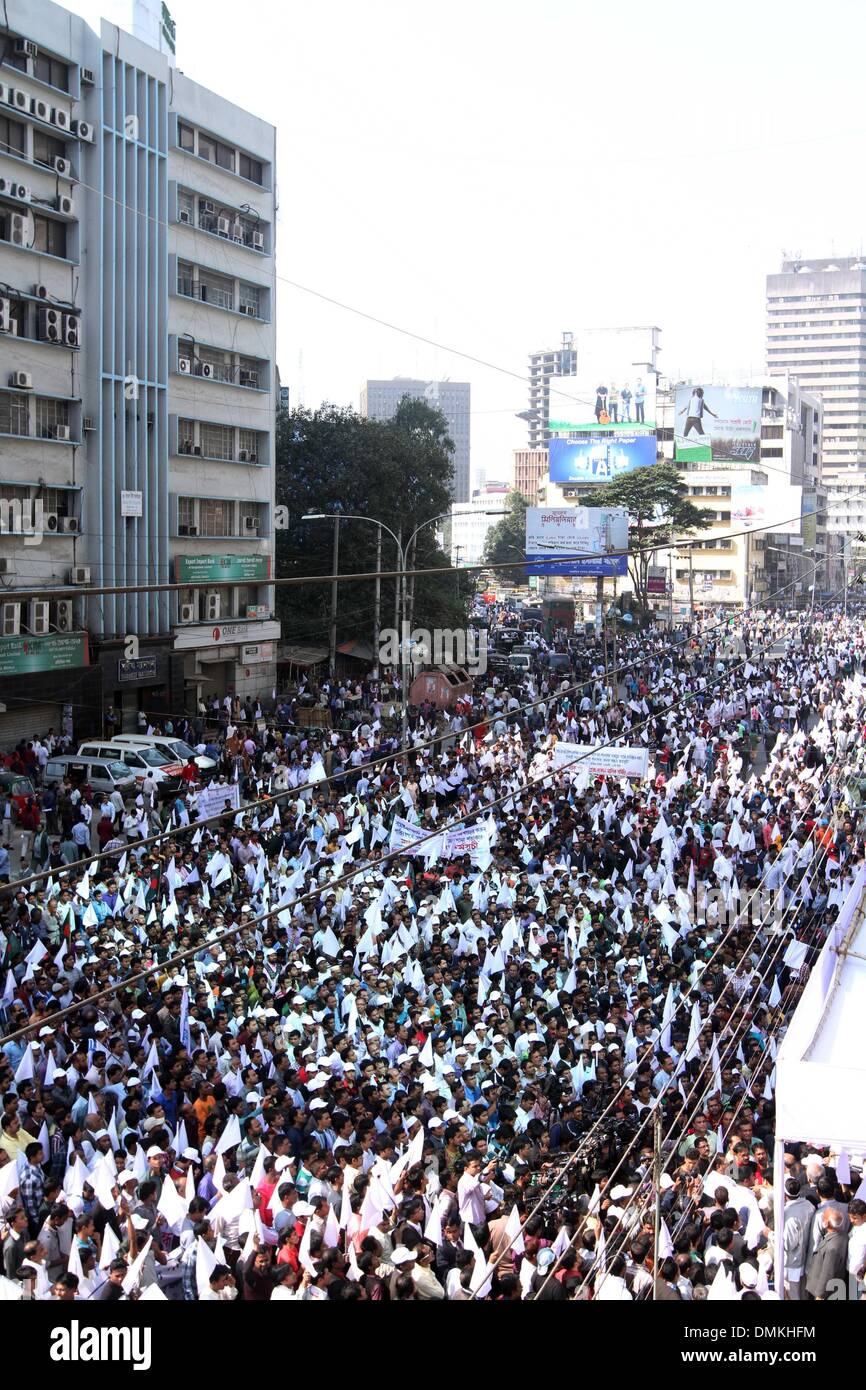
[674,384,762,463]
[547,371,657,432]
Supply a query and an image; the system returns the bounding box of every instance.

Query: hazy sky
[70,0,866,482]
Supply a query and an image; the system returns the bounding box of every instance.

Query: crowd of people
[0,604,865,1303]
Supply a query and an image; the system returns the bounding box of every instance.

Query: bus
[542,596,575,637]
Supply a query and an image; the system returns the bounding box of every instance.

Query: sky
[69,0,866,484]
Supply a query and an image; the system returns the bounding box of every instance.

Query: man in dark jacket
[804,1209,847,1300]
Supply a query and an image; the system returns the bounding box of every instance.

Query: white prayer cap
[52,1067,67,1078]
[309,1099,328,1111]
[117,1170,137,1186]
[245,1092,261,1105]
[391,1246,416,1265]
[126,1075,141,1086]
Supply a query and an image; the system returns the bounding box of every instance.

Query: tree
[274,400,471,663]
[483,491,529,584]
[589,463,715,614]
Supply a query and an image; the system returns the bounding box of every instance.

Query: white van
[44,755,136,798]
[76,742,184,799]
[110,734,217,781]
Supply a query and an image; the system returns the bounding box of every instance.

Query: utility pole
[667,548,674,630]
[454,544,463,599]
[688,550,694,628]
[328,515,340,678]
[394,525,402,636]
[653,1109,663,1301]
[372,522,382,678]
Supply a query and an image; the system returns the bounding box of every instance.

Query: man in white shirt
[457,1154,495,1227]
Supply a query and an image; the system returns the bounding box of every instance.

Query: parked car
[109,735,217,781]
[0,770,37,822]
[76,742,184,798]
[43,755,136,799]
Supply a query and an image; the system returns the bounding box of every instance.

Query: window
[239,504,261,533]
[178,123,195,152]
[238,355,261,388]
[33,54,69,90]
[33,129,66,168]
[35,397,70,438]
[235,585,252,617]
[197,133,214,162]
[200,422,233,460]
[0,392,30,435]
[178,497,195,530]
[197,348,233,383]
[176,189,194,222]
[199,499,233,536]
[177,260,195,298]
[0,114,25,157]
[3,296,26,336]
[215,141,235,172]
[239,152,263,185]
[238,283,261,316]
[198,270,234,310]
[32,214,67,257]
[43,488,70,516]
[238,428,259,460]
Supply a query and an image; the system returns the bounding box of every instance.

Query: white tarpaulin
[553,742,649,781]
[196,783,241,820]
[775,861,866,1148]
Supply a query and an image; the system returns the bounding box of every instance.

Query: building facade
[0,0,278,741]
[360,377,470,503]
[766,257,866,540]
[512,448,548,504]
[448,483,510,568]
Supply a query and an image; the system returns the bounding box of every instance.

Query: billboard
[174,554,271,584]
[552,742,649,780]
[731,484,802,537]
[549,434,656,483]
[674,385,762,463]
[525,506,628,577]
[0,632,89,678]
[548,372,657,432]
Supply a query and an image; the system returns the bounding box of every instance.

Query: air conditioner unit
[232,223,244,241]
[55,599,73,631]
[178,207,191,224]
[13,89,29,111]
[60,516,79,533]
[34,284,50,299]
[9,371,32,389]
[11,183,30,202]
[63,314,81,347]
[42,513,60,532]
[15,39,38,59]
[240,304,256,316]
[205,591,221,620]
[2,603,20,636]
[252,231,264,250]
[32,98,50,122]
[10,213,28,246]
[238,449,249,462]
[217,215,230,235]
[80,68,96,87]
[69,566,91,585]
[243,516,259,534]
[53,156,71,177]
[83,416,94,431]
[38,307,62,341]
[52,108,70,131]
[0,298,11,333]
[180,603,196,624]
[178,357,191,374]
[191,444,201,455]
[239,370,258,388]
[53,426,71,442]
[200,362,214,379]
[202,200,215,215]
[73,119,94,143]
[56,195,74,216]
[28,601,50,635]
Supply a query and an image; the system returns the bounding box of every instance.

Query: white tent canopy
[775,861,866,1149]
[773,861,866,1293]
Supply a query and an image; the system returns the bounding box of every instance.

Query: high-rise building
[449,483,510,568]
[766,256,866,539]
[360,377,470,502]
[526,332,576,450]
[0,0,279,740]
[512,449,549,504]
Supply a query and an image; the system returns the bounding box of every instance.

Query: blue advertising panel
[527,552,628,578]
[548,434,656,483]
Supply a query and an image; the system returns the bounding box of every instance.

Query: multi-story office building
[360,377,470,503]
[0,0,278,740]
[448,483,510,568]
[512,448,548,504]
[526,331,577,450]
[766,257,866,540]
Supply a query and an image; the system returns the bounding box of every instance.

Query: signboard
[121,490,143,518]
[0,632,88,678]
[647,577,667,594]
[196,782,241,820]
[173,619,280,652]
[553,742,649,780]
[240,643,274,664]
[731,483,802,536]
[443,825,490,860]
[118,657,158,682]
[525,506,628,577]
[174,555,271,585]
[548,434,656,484]
[801,492,817,548]
[548,373,657,432]
[389,815,428,854]
[245,605,270,620]
[674,385,762,463]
